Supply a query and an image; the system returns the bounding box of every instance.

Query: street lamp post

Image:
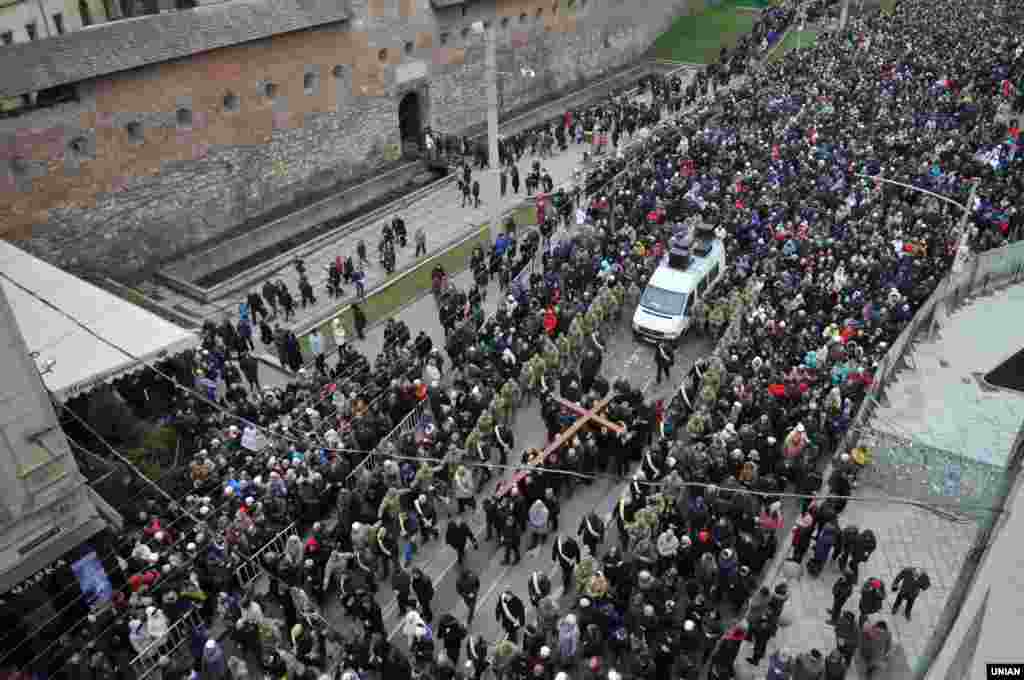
[473,21,535,244]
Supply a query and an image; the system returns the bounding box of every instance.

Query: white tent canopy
[0,242,199,402]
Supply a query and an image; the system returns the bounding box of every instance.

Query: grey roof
[0,0,351,98]
[429,0,468,7]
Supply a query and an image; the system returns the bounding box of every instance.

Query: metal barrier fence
[234,521,300,590]
[128,608,202,680]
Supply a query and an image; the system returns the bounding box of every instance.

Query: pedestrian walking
[472,179,481,208]
[857,578,886,627]
[890,567,930,620]
[445,517,479,566]
[500,515,522,565]
[827,570,855,625]
[456,567,480,625]
[511,165,520,194]
[352,303,367,340]
[655,340,674,384]
[415,227,427,257]
[236,352,258,391]
[353,268,366,299]
[411,567,435,623]
[746,613,777,665]
[500,168,507,197]
[495,591,525,643]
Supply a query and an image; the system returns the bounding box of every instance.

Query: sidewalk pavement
[733,288,1024,679]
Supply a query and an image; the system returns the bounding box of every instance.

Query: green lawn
[299,204,537,359]
[767,28,821,62]
[652,1,760,64]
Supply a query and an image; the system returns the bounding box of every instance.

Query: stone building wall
[0,0,690,279]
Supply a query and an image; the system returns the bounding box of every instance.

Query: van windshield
[640,286,687,316]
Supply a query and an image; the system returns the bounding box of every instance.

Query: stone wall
[0,0,690,280]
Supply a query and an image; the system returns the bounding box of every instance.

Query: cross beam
[527,393,626,466]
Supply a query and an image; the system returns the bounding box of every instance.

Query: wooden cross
[528,393,627,466]
[497,393,627,497]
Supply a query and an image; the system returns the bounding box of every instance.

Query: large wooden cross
[529,393,627,466]
[497,394,627,497]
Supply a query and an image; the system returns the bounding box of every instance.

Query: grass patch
[652,0,759,64]
[767,28,821,62]
[879,0,897,12]
[299,204,538,357]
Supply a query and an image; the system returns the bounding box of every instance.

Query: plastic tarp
[0,242,199,402]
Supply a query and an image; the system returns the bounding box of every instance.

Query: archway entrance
[398,92,423,157]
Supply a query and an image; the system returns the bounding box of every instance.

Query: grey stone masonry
[0,0,353,98]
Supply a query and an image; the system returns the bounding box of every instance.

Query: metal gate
[234,522,299,590]
[128,607,202,680]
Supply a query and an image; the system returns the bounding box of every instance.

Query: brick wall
[0,0,689,279]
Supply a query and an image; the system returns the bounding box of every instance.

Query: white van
[632,236,726,343]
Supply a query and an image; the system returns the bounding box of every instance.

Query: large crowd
[4,0,1024,678]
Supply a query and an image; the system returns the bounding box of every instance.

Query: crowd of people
[6,0,1024,678]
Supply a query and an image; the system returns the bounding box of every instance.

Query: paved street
[358,316,717,653]
[740,495,976,680]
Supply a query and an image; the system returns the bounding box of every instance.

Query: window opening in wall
[176,108,192,126]
[501,17,509,28]
[483,20,491,30]
[223,92,239,111]
[378,48,388,62]
[35,84,78,107]
[78,0,92,26]
[303,72,316,92]
[68,136,88,156]
[404,40,413,54]
[125,122,143,143]
[1,31,12,45]
[460,5,466,16]
[460,27,469,39]
[264,82,278,98]
[25,22,38,41]
[552,2,558,14]
[332,65,344,78]
[53,13,64,35]
[439,32,449,45]
[536,7,543,19]
[519,12,527,22]
[10,157,28,177]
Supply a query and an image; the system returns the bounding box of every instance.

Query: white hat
[205,639,216,650]
[146,606,156,617]
[246,497,255,505]
[796,423,805,432]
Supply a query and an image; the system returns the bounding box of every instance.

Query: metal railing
[233,521,300,590]
[128,607,202,680]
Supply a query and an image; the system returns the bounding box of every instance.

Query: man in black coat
[411,567,435,623]
[456,567,481,625]
[445,517,479,566]
[891,567,930,620]
[551,534,581,591]
[495,591,526,643]
[655,340,675,385]
[827,570,855,626]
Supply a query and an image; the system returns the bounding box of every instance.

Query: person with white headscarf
[146,605,170,647]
